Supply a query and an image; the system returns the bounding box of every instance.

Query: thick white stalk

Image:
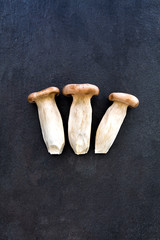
[95,101,128,154]
[68,95,92,155]
[36,95,65,154]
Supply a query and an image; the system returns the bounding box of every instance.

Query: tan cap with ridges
[109,92,139,108]
[62,84,99,96]
[28,87,60,103]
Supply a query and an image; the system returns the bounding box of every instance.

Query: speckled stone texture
[0,0,160,239]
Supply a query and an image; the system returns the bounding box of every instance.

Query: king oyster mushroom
[95,92,139,154]
[28,87,65,154]
[62,84,99,155]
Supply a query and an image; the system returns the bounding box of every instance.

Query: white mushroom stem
[36,94,65,154]
[95,101,128,154]
[68,95,92,155]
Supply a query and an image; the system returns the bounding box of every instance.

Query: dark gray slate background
[0,0,160,239]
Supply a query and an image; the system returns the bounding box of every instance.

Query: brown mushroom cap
[28,87,60,103]
[62,84,99,96]
[109,92,139,108]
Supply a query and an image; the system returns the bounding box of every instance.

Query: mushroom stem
[36,95,65,154]
[68,95,92,155]
[95,101,128,154]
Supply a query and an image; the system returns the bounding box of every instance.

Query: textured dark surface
[0,0,160,239]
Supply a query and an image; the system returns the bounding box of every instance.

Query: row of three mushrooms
[28,84,139,155]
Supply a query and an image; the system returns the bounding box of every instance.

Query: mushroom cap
[28,87,60,103]
[109,92,139,108]
[62,84,99,96]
